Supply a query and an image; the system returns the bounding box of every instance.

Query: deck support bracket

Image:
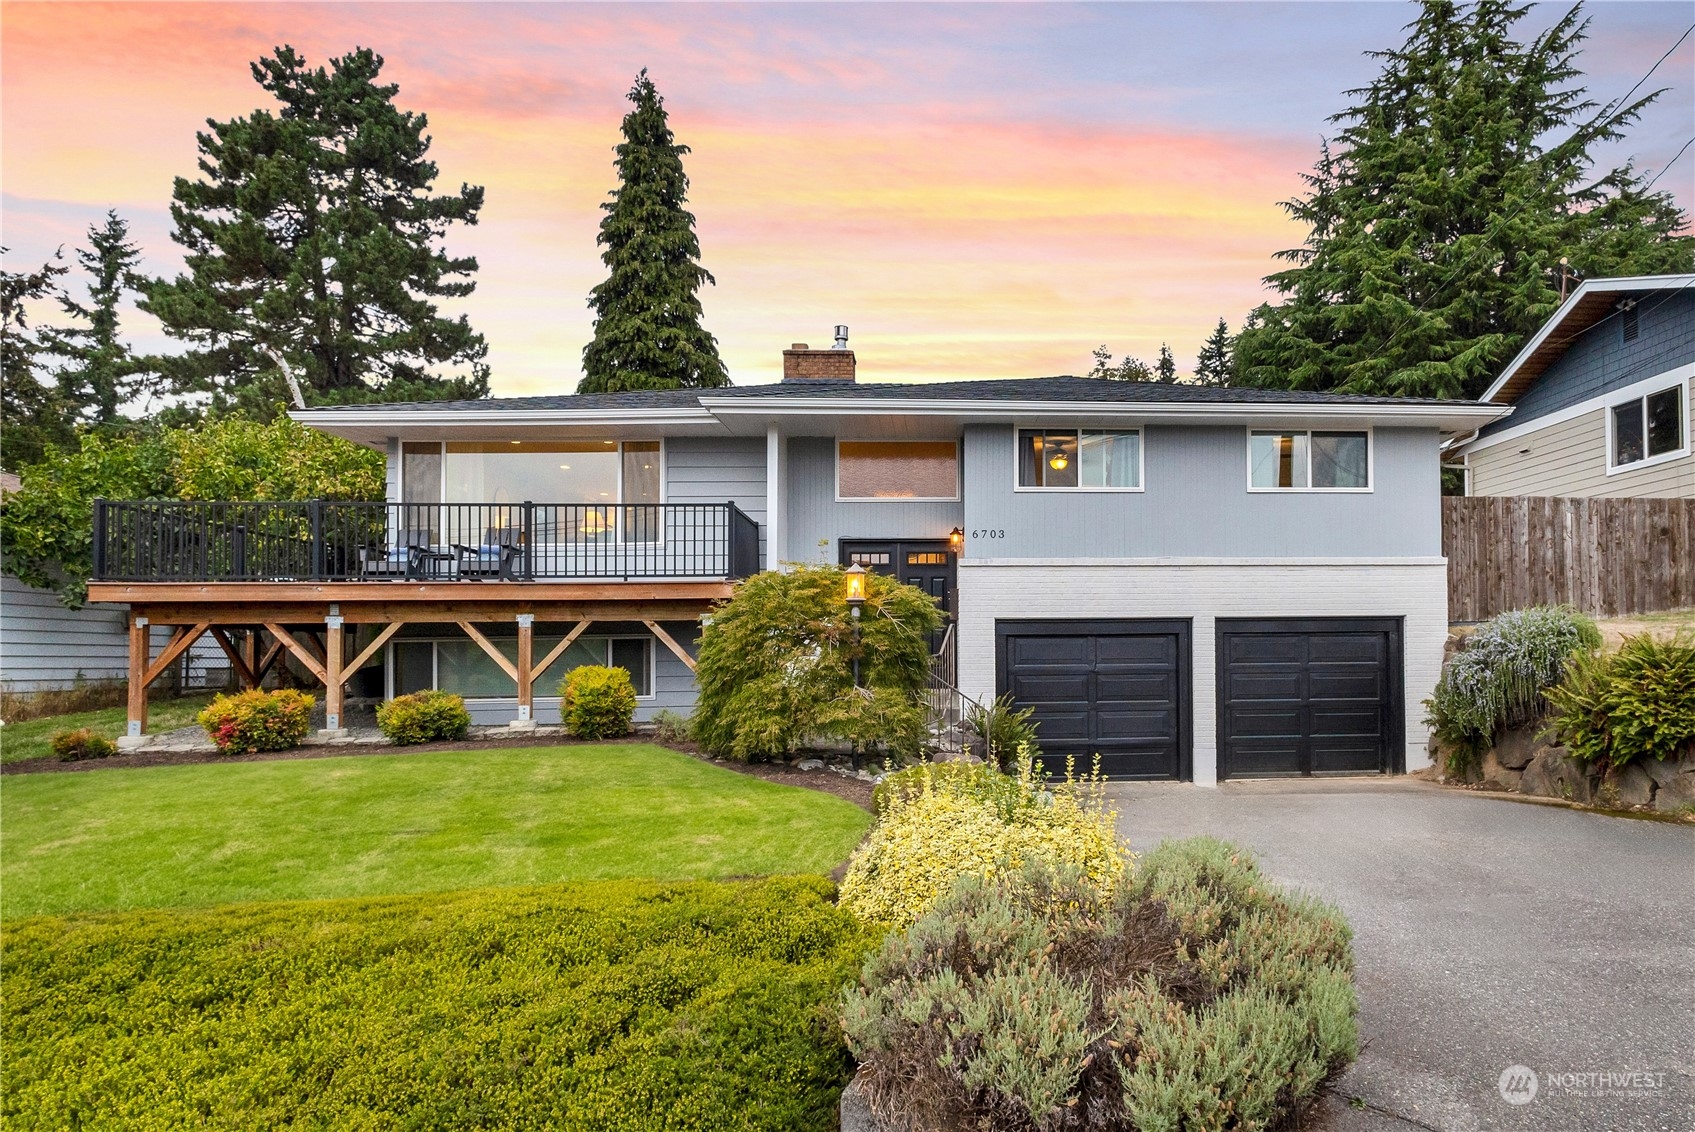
[644,620,697,672]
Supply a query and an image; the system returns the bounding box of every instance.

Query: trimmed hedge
[843,839,1357,1131]
[560,665,638,739]
[376,689,472,745]
[2,876,874,1131]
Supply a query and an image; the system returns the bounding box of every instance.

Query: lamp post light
[844,563,867,689]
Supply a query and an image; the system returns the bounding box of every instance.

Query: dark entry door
[1217,618,1403,779]
[996,620,1190,781]
[839,540,955,625]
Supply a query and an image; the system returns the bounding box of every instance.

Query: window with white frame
[400,440,661,505]
[392,634,653,699]
[1609,383,1685,470]
[836,441,960,500]
[1249,430,1370,490]
[1016,428,1141,488]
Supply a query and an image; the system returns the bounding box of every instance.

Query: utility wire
[1640,136,1694,194]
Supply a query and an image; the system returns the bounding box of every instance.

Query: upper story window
[1249,430,1370,491]
[837,441,960,500]
[1016,428,1142,489]
[1609,382,1685,471]
[401,440,661,504]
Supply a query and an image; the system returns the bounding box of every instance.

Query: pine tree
[143,46,490,415]
[56,211,151,425]
[1154,343,1178,383]
[1236,1,1693,399]
[1194,318,1235,386]
[580,71,728,393]
[1088,345,1152,382]
[1,250,72,468]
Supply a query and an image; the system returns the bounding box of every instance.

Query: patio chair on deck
[360,530,452,580]
[454,528,522,580]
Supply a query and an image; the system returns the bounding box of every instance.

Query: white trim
[833,438,962,502]
[1604,377,1689,476]
[1244,427,1373,493]
[1009,424,1145,492]
[765,425,784,571]
[961,556,1447,567]
[1455,364,1695,456]
[1480,274,1695,404]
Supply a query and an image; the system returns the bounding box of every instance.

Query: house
[86,339,1506,784]
[1450,274,1694,497]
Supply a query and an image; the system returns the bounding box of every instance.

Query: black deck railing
[93,500,762,583]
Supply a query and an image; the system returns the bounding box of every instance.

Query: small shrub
[1425,605,1600,775]
[376,690,471,745]
[843,840,1356,1132]
[963,692,1041,771]
[48,727,119,761]
[871,758,1032,817]
[650,708,692,744]
[196,689,314,755]
[840,749,1127,929]
[560,665,636,739]
[1544,633,1695,771]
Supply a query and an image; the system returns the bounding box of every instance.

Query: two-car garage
[996,617,1404,781]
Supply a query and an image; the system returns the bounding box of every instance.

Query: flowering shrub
[839,750,1127,929]
[1426,604,1600,774]
[842,839,1357,1131]
[49,727,119,761]
[196,689,314,755]
[376,690,472,745]
[560,665,636,739]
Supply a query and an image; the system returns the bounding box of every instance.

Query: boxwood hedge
[2,876,874,1131]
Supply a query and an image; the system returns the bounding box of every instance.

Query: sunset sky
[3,1,1691,395]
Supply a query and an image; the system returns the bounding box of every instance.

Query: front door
[839,540,956,640]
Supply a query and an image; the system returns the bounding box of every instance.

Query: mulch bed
[1,733,877,810]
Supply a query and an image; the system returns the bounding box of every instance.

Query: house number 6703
[970,529,1006,539]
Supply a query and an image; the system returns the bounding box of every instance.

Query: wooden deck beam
[118,600,720,626]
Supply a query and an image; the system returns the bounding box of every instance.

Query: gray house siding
[783,437,966,563]
[1480,291,1695,438]
[961,424,1442,559]
[0,576,169,692]
[663,437,768,563]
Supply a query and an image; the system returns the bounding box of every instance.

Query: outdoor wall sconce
[949,527,964,553]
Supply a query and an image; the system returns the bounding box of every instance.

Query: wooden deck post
[322,612,346,736]
[514,613,535,728]
[123,615,149,746]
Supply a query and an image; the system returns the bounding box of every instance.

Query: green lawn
[0,694,214,764]
[1,744,872,918]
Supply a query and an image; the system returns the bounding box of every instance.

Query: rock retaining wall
[1445,723,1695,812]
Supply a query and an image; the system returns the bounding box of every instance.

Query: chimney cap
[790,343,809,350]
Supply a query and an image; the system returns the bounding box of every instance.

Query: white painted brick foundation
[956,559,1449,786]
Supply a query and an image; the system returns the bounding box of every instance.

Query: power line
[1641,136,1694,194]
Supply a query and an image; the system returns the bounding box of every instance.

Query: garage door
[1217,619,1402,779]
[996,620,1190,780]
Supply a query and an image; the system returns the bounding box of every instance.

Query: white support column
[765,424,785,572]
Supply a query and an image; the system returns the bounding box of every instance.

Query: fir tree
[143,46,490,415]
[1154,343,1178,383]
[580,71,728,393]
[1194,318,1235,386]
[1,250,72,468]
[55,211,152,425]
[1088,345,1152,382]
[1236,1,1693,399]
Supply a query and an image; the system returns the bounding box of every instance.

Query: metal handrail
[93,500,761,584]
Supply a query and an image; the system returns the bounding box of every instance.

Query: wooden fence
[1443,496,1695,621]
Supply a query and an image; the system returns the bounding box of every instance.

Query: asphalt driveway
[1109,779,1694,1132]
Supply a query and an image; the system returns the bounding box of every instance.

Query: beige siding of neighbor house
[1467,386,1695,499]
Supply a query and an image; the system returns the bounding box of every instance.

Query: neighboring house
[1450,274,1694,498]
[86,341,1504,784]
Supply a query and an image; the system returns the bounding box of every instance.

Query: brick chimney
[782,326,855,382]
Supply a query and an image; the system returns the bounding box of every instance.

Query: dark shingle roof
[302,376,1487,413]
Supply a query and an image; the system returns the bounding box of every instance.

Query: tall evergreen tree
[1194,318,1235,386]
[1236,1,1693,399]
[580,71,728,393]
[1154,343,1178,383]
[143,46,490,415]
[56,211,151,425]
[1,250,72,468]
